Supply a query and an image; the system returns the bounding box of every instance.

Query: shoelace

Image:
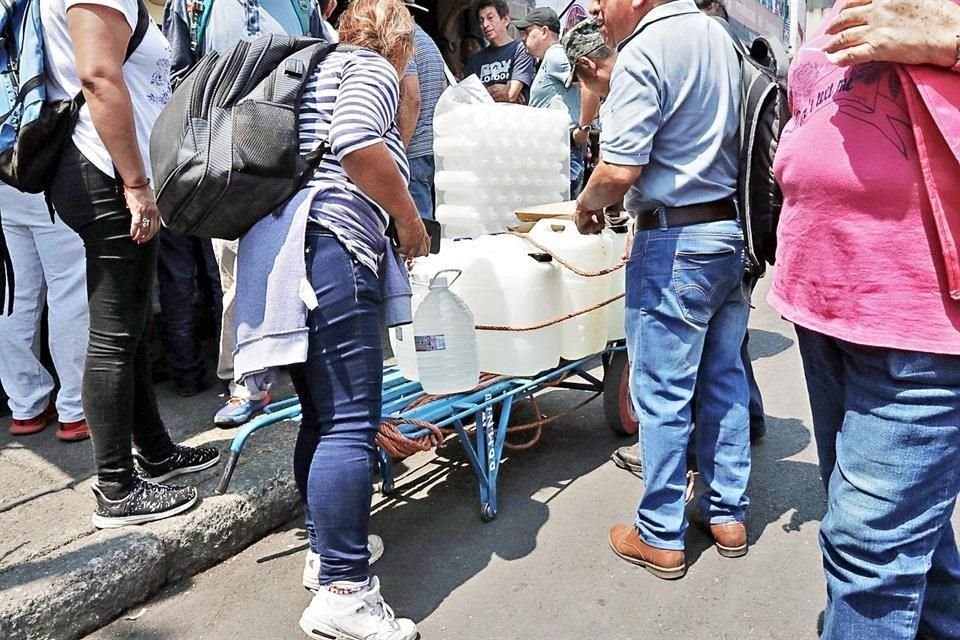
[362,592,398,629]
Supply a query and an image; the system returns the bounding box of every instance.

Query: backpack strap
[74,0,151,110]
[0,206,13,315]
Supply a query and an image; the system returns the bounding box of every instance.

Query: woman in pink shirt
[769,0,960,637]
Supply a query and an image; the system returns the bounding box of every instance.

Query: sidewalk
[0,378,304,640]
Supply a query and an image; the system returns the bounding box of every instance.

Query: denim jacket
[162,0,323,83]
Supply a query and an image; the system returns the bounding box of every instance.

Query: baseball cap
[512,7,561,33]
[561,17,606,88]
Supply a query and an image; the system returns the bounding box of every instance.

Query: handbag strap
[73,0,151,109]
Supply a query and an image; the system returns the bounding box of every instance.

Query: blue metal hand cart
[216,344,637,521]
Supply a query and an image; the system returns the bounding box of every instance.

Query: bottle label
[414,335,447,352]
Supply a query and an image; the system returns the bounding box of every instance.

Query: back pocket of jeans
[672,246,739,324]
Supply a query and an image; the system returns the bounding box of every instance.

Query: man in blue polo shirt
[575,0,750,580]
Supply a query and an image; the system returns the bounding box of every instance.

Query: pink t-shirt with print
[767,34,960,355]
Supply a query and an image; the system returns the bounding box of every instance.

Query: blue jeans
[626,219,751,550]
[157,229,222,387]
[408,155,435,220]
[289,231,383,584]
[796,327,960,640]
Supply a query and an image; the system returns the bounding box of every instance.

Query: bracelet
[123,178,151,191]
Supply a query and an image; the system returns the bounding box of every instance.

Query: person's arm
[573,88,601,147]
[823,0,960,68]
[503,80,527,103]
[329,54,428,257]
[574,159,642,233]
[341,145,428,257]
[506,44,536,104]
[487,82,523,102]
[397,69,420,149]
[67,3,159,244]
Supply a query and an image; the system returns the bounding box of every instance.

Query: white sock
[324,579,370,602]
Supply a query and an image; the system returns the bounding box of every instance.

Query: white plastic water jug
[413,270,480,394]
[460,234,563,376]
[390,272,430,381]
[402,237,564,377]
[529,219,613,359]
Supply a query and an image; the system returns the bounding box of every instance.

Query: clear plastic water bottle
[413,270,480,395]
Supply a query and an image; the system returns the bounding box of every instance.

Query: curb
[0,420,301,640]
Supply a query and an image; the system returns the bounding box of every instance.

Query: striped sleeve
[329,51,401,161]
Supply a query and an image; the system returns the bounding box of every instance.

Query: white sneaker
[299,576,418,640]
[303,535,385,591]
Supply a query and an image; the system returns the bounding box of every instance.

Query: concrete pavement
[85,278,956,640]
[0,375,304,640]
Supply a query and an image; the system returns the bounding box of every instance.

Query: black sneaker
[134,444,221,484]
[91,477,198,529]
[612,443,642,475]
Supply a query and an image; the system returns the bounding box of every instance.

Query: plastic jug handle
[430,269,463,289]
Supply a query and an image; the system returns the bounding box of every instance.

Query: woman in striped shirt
[290,1,429,638]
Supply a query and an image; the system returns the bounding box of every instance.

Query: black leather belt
[632,198,737,231]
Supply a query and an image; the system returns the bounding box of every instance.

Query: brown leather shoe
[709,522,748,558]
[608,524,686,580]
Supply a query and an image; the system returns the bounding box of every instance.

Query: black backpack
[716,20,791,278]
[150,35,336,240]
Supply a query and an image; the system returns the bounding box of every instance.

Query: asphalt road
[87,278,960,640]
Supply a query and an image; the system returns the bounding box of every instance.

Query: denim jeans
[289,230,382,584]
[0,186,88,423]
[626,219,751,550]
[795,327,960,640]
[157,229,222,388]
[48,141,176,498]
[408,155,435,220]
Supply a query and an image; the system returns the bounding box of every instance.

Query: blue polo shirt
[600,0,740,210]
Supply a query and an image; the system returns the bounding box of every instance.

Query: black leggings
[49,141,175,498]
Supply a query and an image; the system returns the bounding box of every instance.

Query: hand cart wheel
[480,503,497,522]
[603,350,639,436]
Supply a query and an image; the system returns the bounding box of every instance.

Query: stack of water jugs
[433,102,571,239]
[395,82,626,395]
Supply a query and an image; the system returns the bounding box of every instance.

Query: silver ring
[140,218,151,228]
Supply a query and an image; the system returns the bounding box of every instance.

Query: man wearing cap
[575,0,750,580]
[561,17,617,100]
[517,7,600,197]
[464,0,536,104]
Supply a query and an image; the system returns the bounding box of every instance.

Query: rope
[376,369,604,460]
[376,419,445,459]
[469,231,626,333]
[475,293,624,332]
[507,230,626,278]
